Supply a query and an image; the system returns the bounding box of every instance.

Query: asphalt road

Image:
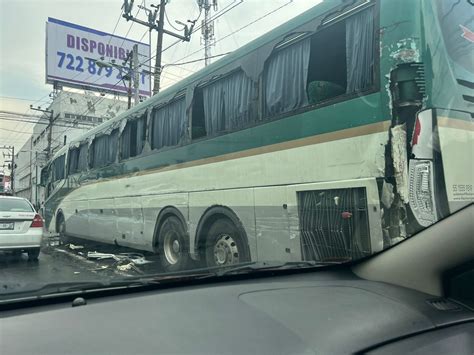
[0,238,169,297]
[0,249,107,295]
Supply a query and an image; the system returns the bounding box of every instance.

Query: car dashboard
[1,268,473,354]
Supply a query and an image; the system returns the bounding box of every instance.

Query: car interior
[1,204,472,354]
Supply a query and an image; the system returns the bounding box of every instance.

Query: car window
[0,199,34,212]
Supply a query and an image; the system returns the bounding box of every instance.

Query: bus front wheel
[205,218,247,268]
[158,216,190,272]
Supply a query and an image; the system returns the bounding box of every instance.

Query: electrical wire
[164,8,185,32]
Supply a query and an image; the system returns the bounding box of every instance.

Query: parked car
[0,196,43,261]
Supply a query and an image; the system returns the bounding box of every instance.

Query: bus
[41,0,473,272]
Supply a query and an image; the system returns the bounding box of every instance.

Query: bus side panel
[87,198,116,245]
[437,117,474,212]
[141,192,189,252]
[60,198,89,239]
[114,196,145,249]
[188,189,257,261]
[253,186,297,262]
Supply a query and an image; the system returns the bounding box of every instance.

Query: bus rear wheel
[205,218,247,268]
[158,216,190,272]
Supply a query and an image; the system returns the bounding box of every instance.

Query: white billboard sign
[46,17,151,96]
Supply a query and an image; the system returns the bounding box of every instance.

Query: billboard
[46,17,151,96]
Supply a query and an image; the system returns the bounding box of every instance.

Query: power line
[164,8,185,32]
[169,1,293,66]
[0,95,50,103]
[0,116,97,129]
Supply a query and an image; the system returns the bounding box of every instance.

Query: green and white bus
[41,0,473,271]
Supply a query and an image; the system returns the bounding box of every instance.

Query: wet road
[0,238,200,298]
[0,250,105,295]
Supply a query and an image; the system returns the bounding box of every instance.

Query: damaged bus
[40,0,473,272]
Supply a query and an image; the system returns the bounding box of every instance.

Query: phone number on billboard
[56,51,147,84]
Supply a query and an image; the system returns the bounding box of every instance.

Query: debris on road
[68,244,84,250]
[87,251,152,266]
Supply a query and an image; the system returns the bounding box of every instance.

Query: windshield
[0,199,34,212]
[0,0,472,300]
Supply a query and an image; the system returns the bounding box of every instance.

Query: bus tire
[205,218,248,268]
[158,216,190,272]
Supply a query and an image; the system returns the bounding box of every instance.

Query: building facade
[13,91,127,206]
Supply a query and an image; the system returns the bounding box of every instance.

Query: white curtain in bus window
[77,143,88,171]
[264,37,311,116]
[92,130,118,168]
[136,116,146,154]
[345,6,374,93]
[121,124,132,160]
[151,98,186,150]
[108,130,118,164]
[202,70,256,134]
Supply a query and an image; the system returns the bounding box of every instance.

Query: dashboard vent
[426,298,462,311]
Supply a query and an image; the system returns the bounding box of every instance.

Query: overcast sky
[0,0,322,166]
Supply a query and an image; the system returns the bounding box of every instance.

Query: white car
[0,196,43,261]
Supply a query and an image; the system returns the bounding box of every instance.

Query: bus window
[121,115,146,160]
[90,130,118,168]
[77,143,88,172]
[264,36,311,117]
[307,6,374,104]
[150,98,187,150]
[264,6,375,115]
[52,155,65,181]
[191,89,206,139]
[67,147,79,175]
[201,70,257,136]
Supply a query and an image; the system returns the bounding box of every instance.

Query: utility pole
[30,106,54,159]
[153,0,166,94]
[122,0,195,95]
[1,145,14,193]
[10,146,14,193]
[198,0,218,66]
[133,44,140,105]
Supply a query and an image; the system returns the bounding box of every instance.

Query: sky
[0,0,322,168]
